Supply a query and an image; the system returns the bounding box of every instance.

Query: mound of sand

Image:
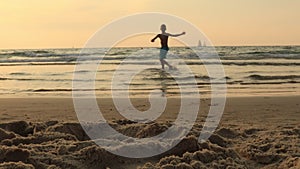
[237,127,300,168]
[0,121,33,137]
[0,161,34,169]
[139,137,246,169]
[0,120,299,169]
[0,128,16,140]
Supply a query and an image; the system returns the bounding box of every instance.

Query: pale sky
[1,0,299,49]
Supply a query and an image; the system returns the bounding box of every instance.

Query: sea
[0,46,299,98]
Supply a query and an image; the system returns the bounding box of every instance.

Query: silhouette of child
[151,24,185,70]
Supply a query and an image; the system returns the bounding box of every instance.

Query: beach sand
[0,96,299,169]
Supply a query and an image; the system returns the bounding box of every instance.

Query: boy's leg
[160,48,168,70]
[160,59,165,69]
[163,60,172,68]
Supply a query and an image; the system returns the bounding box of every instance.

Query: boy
[151,24,185,70]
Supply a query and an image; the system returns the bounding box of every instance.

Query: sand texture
[0,96,299,169]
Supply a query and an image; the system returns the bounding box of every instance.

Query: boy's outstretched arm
[168,32,186,37]
[151,35,159,42]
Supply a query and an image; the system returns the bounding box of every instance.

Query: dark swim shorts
[159,46,169,59]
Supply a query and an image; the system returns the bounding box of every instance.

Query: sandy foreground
[0,96,299,169]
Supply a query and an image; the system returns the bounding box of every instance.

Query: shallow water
[0,46,299,98]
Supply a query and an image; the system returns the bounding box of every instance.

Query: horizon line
[1,44,299,50]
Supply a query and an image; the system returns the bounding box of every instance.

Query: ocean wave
[0,49,103,58]
[0,47,300,65]
[0,60,299,67]
[0,57,77,63]
[184,61,300,66]
[240,81,299,85]
[0,50,58,58]
[248,74,300,80]
[0,62,75,66]
[221,55,300,60]
[0,77,105,82]
[9,72,32,76]
[0,48,141,59]
[242,50,300,56]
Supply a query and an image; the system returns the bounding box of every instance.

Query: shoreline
[0,95,299,123]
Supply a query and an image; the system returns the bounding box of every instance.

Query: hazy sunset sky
[1,0,299,49]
